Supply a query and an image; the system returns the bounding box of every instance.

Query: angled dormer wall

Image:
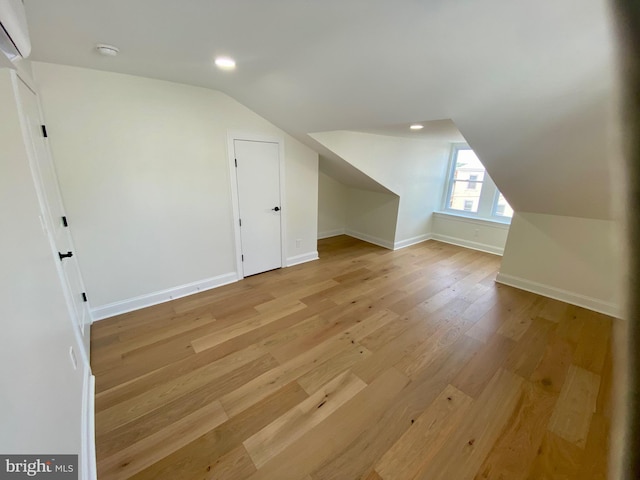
[312,130,455,248]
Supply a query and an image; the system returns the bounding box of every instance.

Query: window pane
[448,149,485,214]
[449,180,481,212]
[494,193,514,218]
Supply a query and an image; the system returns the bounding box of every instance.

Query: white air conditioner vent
[0,0,31,61]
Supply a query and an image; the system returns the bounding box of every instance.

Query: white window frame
[492,190,514,220]
[442,143,512,224]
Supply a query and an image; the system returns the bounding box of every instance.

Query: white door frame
[227,131,287,279]
[13,70,92,361]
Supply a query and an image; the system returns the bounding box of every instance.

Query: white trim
[495,272,621,318]
[345,229,395,250]
[286,251,319,267]
[90,272,238,321]
[393,233,433,250]
[227,131,286,279]
[431,233,504,256]
[433,211,511,229]
[318,228,345,239]
[81,371,96,480]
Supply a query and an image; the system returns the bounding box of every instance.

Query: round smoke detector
[96,44,119,56]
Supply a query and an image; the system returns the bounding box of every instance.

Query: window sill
[433,211,511,229]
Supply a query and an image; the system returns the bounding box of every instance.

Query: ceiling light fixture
[410,124,424,130]
[96,44,119,56]
[214,56,236,70]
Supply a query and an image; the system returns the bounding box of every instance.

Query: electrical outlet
[295,238,302,248]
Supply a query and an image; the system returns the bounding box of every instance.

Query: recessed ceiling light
[410,124,424,130]
[96,44,119,56]
[214,56,236,70]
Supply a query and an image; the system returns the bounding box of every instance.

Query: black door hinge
[62,216,68,227]
[239,218,242,227]
[234,158,237,167]
[241,254,244,262]
[82,292,88,302]
[41,125,48,137]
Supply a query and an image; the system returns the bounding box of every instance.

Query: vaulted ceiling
[24,0,619,219]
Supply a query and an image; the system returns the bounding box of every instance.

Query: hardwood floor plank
[255,279,339,313]
[199,445,257,480]
[374,384,473,480]
[539,297,570,323]
[393,298,479,380]
[173,287,274,316]
[96,344,266,433]
[577,413,610,480]
[362,471,383,480]
[190,301,307,353]
[244,371,367,467]
[526,431,585,479]
[358,309,415,352]
[312,335,483,480]
[248,368,410,480]
[464,289,531,343]
[473,381,558,480]
[266,297,381,363]
[503,316,557,379]
[572,310,612,374]
[220,335,358,417]
[116,311,216,344]
[96,353,278,459]
[548,364,600,448]
[97,400,228,479]
[530,333,575,395]
[129,381,308,480]
[413,369,524,480]
[451,333,516,399]
[296,344,371,395]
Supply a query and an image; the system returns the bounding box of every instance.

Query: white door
[234,140,282,277]
[15,76,92,360]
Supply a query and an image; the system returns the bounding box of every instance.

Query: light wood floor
[92,235,614,480]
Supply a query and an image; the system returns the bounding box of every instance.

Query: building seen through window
[444,145,513,221]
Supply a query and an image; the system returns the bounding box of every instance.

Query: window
[443,144,513,223]
[493,192,514,218]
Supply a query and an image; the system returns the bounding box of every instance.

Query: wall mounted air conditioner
[0,0,31,61]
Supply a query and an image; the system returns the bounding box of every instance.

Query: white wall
[317,171,398,248]
[432,213,509,255]
[498,212,622,316]
[311,130,451,245]
[345,188,399,249]
[32,62,318,317]
[318,171,348,238]
[0,68,85,456]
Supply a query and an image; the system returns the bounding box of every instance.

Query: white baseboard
[90,272,239,321]
[318,228,345,239]
[345,229,395,250]
[431,233,504,256]
[495,272,621,318]
[394,233,433,250]
[286,251,319,267]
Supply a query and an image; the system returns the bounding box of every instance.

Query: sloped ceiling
[23,0,619,219]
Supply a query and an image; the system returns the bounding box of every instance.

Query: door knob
[272,206,281,212]
[58,251,73,260]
